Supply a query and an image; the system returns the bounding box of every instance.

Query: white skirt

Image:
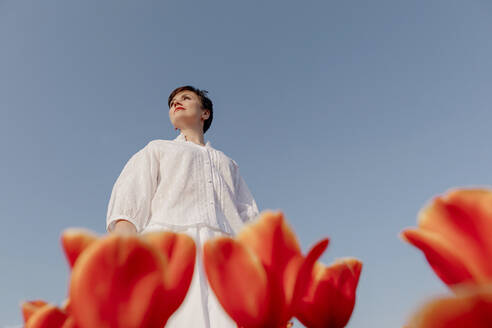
[142,223,237,328]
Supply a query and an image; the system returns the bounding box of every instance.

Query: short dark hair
[168,85,213,134]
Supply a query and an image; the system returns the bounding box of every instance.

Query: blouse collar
[174,132,212,148]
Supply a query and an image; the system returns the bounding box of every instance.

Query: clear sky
[1,1,491,327]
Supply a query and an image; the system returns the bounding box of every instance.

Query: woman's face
[169,90,209,131]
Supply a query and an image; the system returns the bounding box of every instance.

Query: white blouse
[106,132,259,236]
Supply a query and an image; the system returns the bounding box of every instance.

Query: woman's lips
[174,107,185,113]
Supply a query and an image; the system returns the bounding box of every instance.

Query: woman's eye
[170,95,191,107]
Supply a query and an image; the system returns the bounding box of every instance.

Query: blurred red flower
[401,188,492,327]
[21,229,196,328]
[203,210,362,328]
[401,188,492,288]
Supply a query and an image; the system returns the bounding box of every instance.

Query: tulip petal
[69,234,170,328]
[61,228,99,268]
[203,236,269,328]
[25,304,69,328]
[407,284,492,328]
[401,228,475,286]
[238,211,301,273]
[61,316,78,328]
[238,211,302,324]
[142,231,196,315]
[418,189,492,280]
[293,239,330,305]
[295,258,362,328]
[21,300,48,323]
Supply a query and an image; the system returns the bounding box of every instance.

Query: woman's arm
[106,141,160,234]
[111,219,137,235]
[233,160,260,223]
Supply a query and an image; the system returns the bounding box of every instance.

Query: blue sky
[1,1,492,326]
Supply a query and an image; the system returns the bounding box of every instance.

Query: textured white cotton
[106,132,259,235]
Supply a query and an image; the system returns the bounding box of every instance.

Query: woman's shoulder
[218,151,240,171]
[209,147,237,165]
[145,138,178,149]
[130,139,177,157]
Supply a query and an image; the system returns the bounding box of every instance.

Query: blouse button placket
[203,149,216,216]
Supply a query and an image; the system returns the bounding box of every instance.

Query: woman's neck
[180,128,205,146]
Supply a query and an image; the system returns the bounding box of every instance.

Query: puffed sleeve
[232,160,259,223]
[106,141,160,234]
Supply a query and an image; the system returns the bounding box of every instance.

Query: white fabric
[106,132,259,235]
[146,224,237,328]
[105,132,260,327]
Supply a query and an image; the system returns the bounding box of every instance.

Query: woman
[106,85,259,327]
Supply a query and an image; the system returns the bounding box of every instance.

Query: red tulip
[143,231,197,316]
[400,188,492,288]
[203,210,363,328]
[21,301,72,328]
[406,284,492,328]
[61,228,99,268]
[62,229,196,328]
[21,300,48,323]
[401,188,492,327]
[294,255,363,328]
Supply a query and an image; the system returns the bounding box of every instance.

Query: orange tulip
[406,284,492,328]
[21,301,72,328]
[401,188,492,327]
[293,256,362,328]
[61,228,99,268]
[21,300,48,323]
[61,229,196,328]
[203,210,363,328]
[400,188,492,288]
